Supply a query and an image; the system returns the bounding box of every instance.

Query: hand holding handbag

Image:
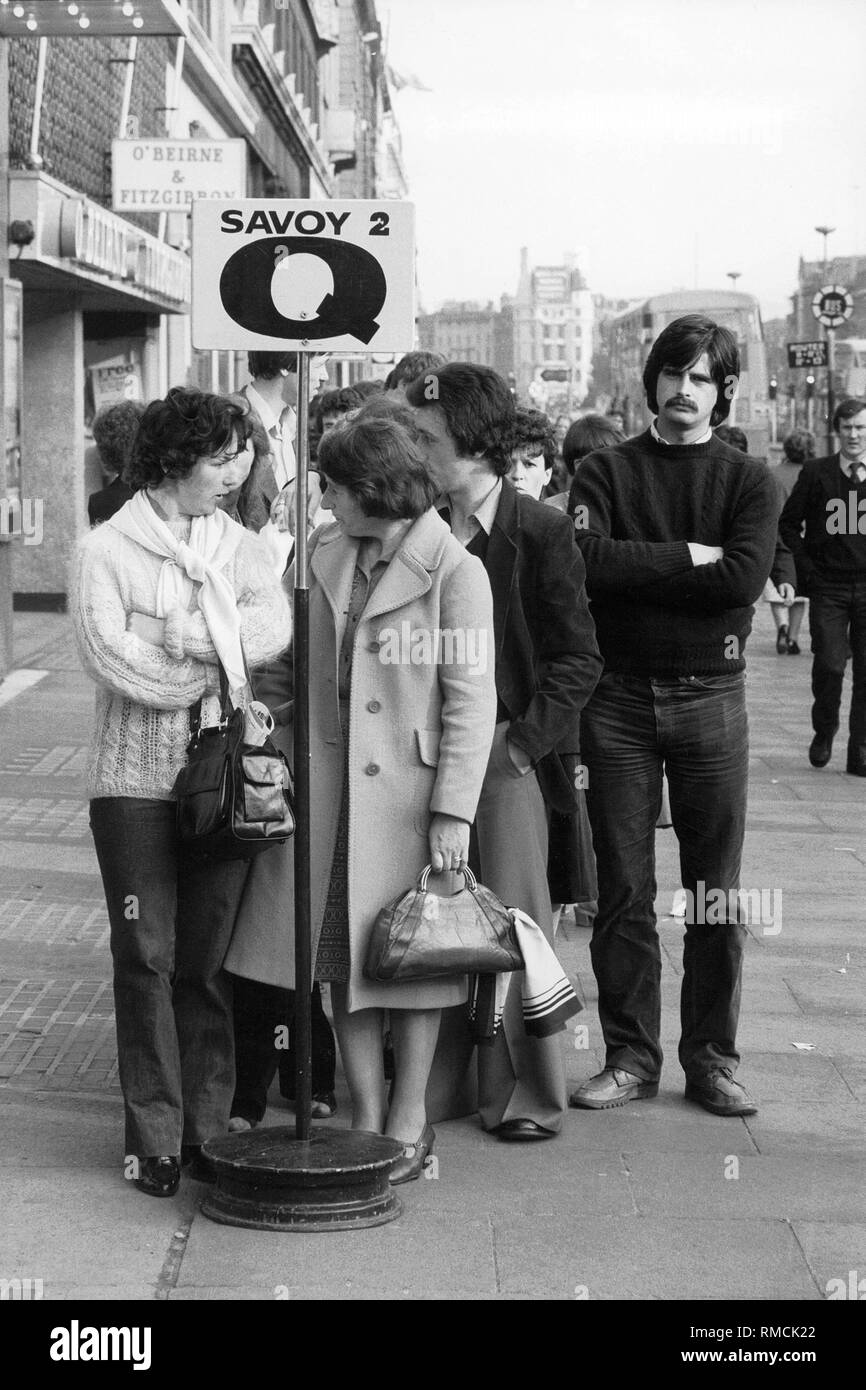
[364,865,523,984]
[172,658,294,860]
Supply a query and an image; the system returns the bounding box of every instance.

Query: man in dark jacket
[407,363,602,1140]
[780,397,866,774]
[570,315,778,1118]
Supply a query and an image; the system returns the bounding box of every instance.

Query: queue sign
[191,199,415,351]
[811,284,854,328]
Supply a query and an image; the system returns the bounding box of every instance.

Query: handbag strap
[418,863,478,893]
[187,640,254,736]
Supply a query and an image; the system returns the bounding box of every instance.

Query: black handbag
[173,660,294,860]
[364,865,523,983]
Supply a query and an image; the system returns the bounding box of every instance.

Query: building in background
[589,293,639,413]
[0,0,403,657]
[512,247,594,414]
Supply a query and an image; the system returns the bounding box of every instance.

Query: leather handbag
[173,659,294,860]
[364,865,523,983]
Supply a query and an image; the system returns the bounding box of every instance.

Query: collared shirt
[651,419,713,446]
[439,479,502,548]
[337,525,413,704]
[245,383,297,490]
[839,454,866,483]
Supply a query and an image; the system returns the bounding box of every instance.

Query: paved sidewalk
[0,607,864,1302]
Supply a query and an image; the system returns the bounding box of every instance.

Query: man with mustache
[570,314,778,1117]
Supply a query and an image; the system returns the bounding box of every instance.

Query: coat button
[365,763,380,776]
[368,640,381,652]
[367,700,381,712]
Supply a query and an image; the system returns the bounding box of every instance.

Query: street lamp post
[815,225,836,454]
[724,275,741,426]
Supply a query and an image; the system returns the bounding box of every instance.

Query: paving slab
[1,1171,194,1286]
[743,1103,866,1156]
[178,1208,497,1298]
[492,1215,819,1300]
[626,1153,866,1223]
[790,1223,866,1300]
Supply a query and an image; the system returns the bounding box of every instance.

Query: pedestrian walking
[779,397,866,774]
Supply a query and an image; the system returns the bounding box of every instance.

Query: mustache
[666,397,698,411]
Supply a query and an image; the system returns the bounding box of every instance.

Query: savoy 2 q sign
[191,200,415,351]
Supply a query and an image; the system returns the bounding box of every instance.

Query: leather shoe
[134,1156,180,1198]
[846,747,866,776]
[775,624,789,654]
[786,639,801,655]
[685,1067,757,1116]
[181,1144,216,1183]
[809,733,834,767]
[388,1123,435,1184]
[569,1067,658,1109]
[493,1118,557,1141]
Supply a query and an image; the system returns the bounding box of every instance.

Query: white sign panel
[111,140,247,212]
[91,362,142,412]
[191,199,415,352]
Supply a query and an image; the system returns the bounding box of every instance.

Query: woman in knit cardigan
[73,388,291,1199]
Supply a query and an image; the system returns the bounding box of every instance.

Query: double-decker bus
[607,290,769,451]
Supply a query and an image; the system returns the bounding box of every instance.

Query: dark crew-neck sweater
[571,429,779,677]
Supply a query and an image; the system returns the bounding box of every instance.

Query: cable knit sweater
[73,510,292,800]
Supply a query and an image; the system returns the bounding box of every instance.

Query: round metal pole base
[200,1127,404,1233]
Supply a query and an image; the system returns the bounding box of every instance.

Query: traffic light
[805,373,815,400]
[768,377,778,401]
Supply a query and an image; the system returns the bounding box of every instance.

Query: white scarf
[469,908,582,1039]
[109,490,246,692]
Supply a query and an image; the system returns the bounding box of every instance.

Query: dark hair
[247,351,299,380]
[832,396,866,431]
[352,379,385,399]
[510,408,556,471]
[781,428,815,465]
[714,424,749,453]
[347,395,422,435]
[316,386,364,430]
[383,350,447,393]
[404,362,516,474]
[642,314,740,427]
[92,400,146,476]
[125,387,263,488]
[316,410,437,520]
[562,414,625,474]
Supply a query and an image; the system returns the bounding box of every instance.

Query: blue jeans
[581,672,749,1081]
[89,798,249,1156]
[809,576,866,753]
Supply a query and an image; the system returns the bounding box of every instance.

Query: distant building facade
[512,247,593,412]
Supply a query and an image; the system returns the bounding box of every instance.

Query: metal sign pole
[293,351,312,1143]
[826,327,836,458]
[194,195,414,1230]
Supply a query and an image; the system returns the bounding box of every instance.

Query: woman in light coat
[225,405,496,1181]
